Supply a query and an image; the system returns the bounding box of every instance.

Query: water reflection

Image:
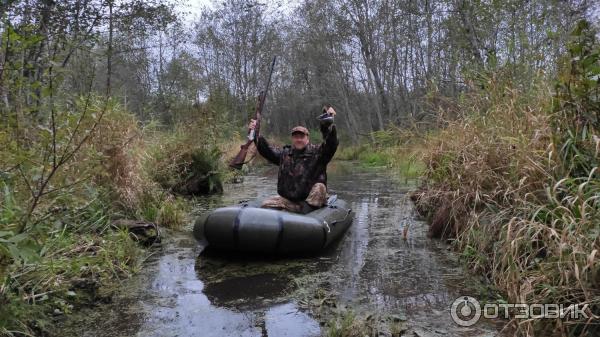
[264,303,320,337]
[338,198,370,301]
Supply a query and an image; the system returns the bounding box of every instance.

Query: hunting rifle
[229,56,277,169]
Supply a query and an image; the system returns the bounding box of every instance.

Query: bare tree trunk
[106,0,113,96]
[0,19,10,127]
[456,0,485,69]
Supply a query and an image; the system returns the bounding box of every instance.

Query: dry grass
[93,106,149,211]
[412,64,600,336]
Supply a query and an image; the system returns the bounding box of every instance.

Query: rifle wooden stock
[229,140,252,169]
[229,95,261,169]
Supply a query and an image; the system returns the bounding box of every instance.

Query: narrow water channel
[59,161,504,337]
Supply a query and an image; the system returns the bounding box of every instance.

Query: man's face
[291,132,309,150]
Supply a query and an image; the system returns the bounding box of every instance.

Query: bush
[0,98,151,335]
[149,129,224,196]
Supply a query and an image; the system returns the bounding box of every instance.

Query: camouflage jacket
[255,124,338,201]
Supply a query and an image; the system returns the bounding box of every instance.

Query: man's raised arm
[319,106,339,164]
[249,118,282,166]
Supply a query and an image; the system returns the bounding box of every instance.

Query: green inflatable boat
[193,196,353,254]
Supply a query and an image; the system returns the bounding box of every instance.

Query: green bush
[151,137,223,196]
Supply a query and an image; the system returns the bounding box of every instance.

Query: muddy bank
[56,162,505,337]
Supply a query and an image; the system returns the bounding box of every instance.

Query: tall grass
[412,21,599,336]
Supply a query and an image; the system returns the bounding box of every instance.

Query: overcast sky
[178,0,212,22]
[176,0,600,38]
[177,0,298,23]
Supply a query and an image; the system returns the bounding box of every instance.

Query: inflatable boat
[193,195,353,254]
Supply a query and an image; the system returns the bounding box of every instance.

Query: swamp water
[59,162,504,337]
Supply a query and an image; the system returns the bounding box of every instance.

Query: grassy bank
[0,98,235,336]
[407,23,599,336]
[335,131,425,184]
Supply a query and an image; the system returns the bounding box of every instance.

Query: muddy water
[59,162,504,337]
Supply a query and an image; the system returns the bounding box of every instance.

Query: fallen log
[111,219,160,246]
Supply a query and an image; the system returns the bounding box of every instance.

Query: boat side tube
[193,198,353,254]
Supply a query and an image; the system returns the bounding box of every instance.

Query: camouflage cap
[291,126,309,136]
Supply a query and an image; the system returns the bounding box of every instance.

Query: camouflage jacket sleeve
[255,135,282,166]
[318,123,338,164]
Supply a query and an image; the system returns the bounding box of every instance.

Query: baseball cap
[291,126,309,136]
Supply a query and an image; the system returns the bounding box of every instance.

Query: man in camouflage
[248,106,338,213]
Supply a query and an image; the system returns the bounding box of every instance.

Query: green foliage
[552,20,600,177]
[150,128,224,196]
[335,128,425,182]
[137,190,161,224]
[0,231,39,266]
[0,2,230,335]
[0,96,178,334]
[359,151,390,167]
[135,189,187,229]
[334,144,368,161]
[157,198,187,230]
[189,147,223,186]
[1,228,143,336]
